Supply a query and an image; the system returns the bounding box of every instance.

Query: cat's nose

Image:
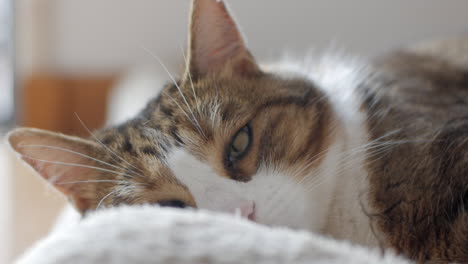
[235,200,255,221]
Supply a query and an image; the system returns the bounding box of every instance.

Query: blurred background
[1,0,468,262]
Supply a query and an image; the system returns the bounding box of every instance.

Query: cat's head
[7,0,339,230]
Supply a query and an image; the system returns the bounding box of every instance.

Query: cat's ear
[184,0,261,79]
[6,128,102,213]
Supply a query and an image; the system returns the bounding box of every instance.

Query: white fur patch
[168,149,307,229]
[167,147,342,232]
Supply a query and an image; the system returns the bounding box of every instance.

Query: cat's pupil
[158,200,187,209]
[232,131,248,153]
[228,125,251,160]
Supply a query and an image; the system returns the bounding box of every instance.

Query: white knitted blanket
[16,205,410,264]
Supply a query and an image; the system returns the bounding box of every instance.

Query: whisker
[208,99,221,129]
[298,140,405,195]
[21,155,138,178]
[96,185,146,210]
[265,132,432,221]
[96,188,121,210]
[57,180,130,185]
[74,112,145,177]
[290,128,416,179]
[179,44,199,107]
[259,170,300,220]
[18,144,133,177]
[263,179,305,222]
[162,91,206,136]
[266,184,305,223]
[141,46,206,138]
[267,163,334,222]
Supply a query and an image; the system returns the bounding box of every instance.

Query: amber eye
[227,125,252,162]
[158,199,187,209]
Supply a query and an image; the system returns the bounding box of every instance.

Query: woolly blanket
[16,205,410,264]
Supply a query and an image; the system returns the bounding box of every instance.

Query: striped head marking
[7,0,337,230]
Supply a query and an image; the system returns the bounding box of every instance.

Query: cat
[7,0,468,262]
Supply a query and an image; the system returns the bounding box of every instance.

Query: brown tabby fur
[361,40,468,262]
[90,72,335,205]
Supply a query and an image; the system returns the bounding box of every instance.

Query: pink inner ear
[189,0,258,76]
[21,153,90,194]
[8,129,98,194]
[19,147,96,212]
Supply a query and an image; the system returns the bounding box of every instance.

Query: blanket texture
[16,206,410,264]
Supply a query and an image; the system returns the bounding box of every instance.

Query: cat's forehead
[180,74,315,101]
[94,73,325,178]
[153,74,321,123]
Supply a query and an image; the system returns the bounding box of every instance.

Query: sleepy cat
[7,0,468,262]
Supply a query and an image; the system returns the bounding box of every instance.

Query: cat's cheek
[244,169,313,230]
[167,148,254,215]
[167,148,321,230]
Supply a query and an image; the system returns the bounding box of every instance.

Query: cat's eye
[157,199,187,209]
[227,125,252,162]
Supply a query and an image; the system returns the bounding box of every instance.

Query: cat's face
[7,0,338,230]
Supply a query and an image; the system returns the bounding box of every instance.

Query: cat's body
[264,39,468,259]
[362,46,468,260]
[7,1,468,263]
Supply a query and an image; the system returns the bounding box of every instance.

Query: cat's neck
[311,55,379,247]
[322,130,378,247]
[264,55,379,246]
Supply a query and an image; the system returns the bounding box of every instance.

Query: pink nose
[237,201,255,221]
